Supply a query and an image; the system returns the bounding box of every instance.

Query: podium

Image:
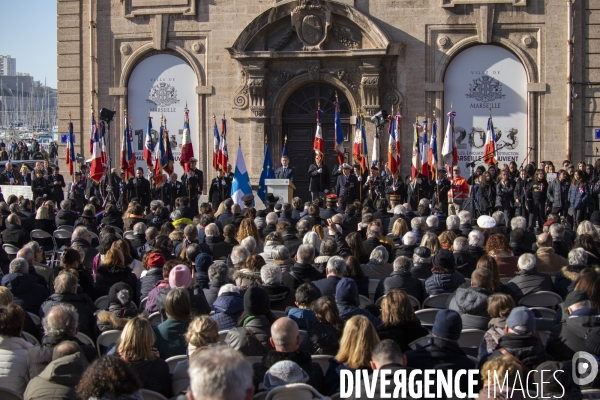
[265,179,295,204]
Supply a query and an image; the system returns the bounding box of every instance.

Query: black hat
[81,209,96,220]
[108,282,133,307]
[352,164,360,169]
[564,290,589,309]
[413,246,431,258]
[241,194,254,203]
[265,193,279,204]
[433,249,455,270]
[244,286,270,316]
[432,309,462,341]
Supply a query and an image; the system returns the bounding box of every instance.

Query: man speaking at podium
[275,155,294,181]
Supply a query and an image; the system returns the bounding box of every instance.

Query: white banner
[444,45,527,173]
[128,54,199,179]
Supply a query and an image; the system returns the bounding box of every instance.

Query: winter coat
[156,286,211,321]
[26,334,97,379]
[376,319,429,353]
[211,238,238,261]
[482,333,550,370]
[93,265,138,301]
[312,255,332,275]
[23,352,88,400]
[548,178,569,209]
[33,218,56,237]
[448,286,493,318]
[285,263,326,290]
[374,270,424,303]
[298,321,340,356]
[535,247,568,276]
[153,318,190,360]
[424,271,465,295]
[260,283,295,311]
[555,265,590,298]
[337,303,380,327]
[454,252,477,279]
[101,212,124,231]
[495,180,515,209]
[360,260,393,280]
[1,273,48,314]
[410,259,433,280]
[490,251,519,278]
[404,336,474,394]
[545,311,600,361]
[477,183,496,213]
[310,276,342,299]
[225,315,274,356]
[144,280,169,314]
[233,269,261,292]
[0,335,34,395]
[55,209,78,227]
[40,292,98,340]
[568,184,591,211]
[2,224,30,248]
[506,269,554,302]
[287,308,318,331]
[479,317,507,359]
[253,350,325,393]
[204,282,223,307]
[139,268,164,301]
[395,244,417,259]
[127,358,172,398]
[283,234,303,258]
[211,292,244,330]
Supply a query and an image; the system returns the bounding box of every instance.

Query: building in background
[0,55,16,76]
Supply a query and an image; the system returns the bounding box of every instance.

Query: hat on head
[564,289,590,309]
[438,167,447,172]
[353,164,360,169]
[265,193,279,204]
[108,282,133,307]
[591,211,600,226]
[147,253,166,268]
[326,194,338,203]
[169,265,192,289]
[194,253,213,275]
[190,157,198,162]
[413,246,431,258]
[432,309,462,341]
[335,277,359,306]
[81,209,96,220]
[506,306,536,335]
[263,361,309,391]
[370,165,379,171]
[244,286,270,316]
[342,163,352,169]
[433,249,455,271]
[477,215,496,229]
[241,194,254,203]
[274,203,282,211]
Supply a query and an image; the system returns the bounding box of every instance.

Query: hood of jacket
[496,333,548,367]
[213,292,245,316]
[38,351,88,387]
[233,269,261,283]
[452,286,492,315]
[0,272,37,294]
[561,265,588,281]
[46,292,89,306]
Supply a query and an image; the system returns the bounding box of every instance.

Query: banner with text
[128,54,199,179]
[443,45,527,173]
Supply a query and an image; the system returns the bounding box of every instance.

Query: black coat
[410,260,433,280]
[203,281,224,307]
[424,271,465,295]
[335,174,359,203]
[374,270,424,303]
[127,358,173,398]
[33,218,56,237]
[482,333,550,371]
[362,237,394,263]
[285,262,326,290]
[283,234,302,258]
[31,176,49,200]
[140,267,164,301]
[211,238,238,261]
[40,292,98,340]
[377,319,429,353]
[1,273,48,314]
[93,265,139,301]
[454,252,477,279]
[101,212,124,231]
[310,276,342,298]
[2,224,30,248]
[298,321,340,356]
[48,173,66,202]
[27,333,97,379]
[506,269,554,302]
[308,163,330,192]
[546,311,600,362]
[55,209,78,227]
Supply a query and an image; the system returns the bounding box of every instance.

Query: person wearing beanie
[225,286,277,356]
[424,249,465,295]
[96,282,140,332]
[155,264,211,322]
[334,277,380,327]
[481,306,550,370]
[410,245,433,280]
[261,360,328,400]
[194,252,213,289]
[404,309,474,394]
[545,290,600,362]
[139,251,166,301]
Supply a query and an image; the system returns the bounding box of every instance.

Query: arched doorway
[283,83,352,195]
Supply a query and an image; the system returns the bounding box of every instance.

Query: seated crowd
[2,193,600,399]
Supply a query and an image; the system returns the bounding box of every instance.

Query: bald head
[536,233,553,248]
[269,317,300,352]
[52,340,82,361]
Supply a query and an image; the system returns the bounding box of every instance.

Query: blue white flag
[231,146,253,207]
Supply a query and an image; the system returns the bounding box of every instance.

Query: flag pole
[318,101,322,188]
[434,110,440,204]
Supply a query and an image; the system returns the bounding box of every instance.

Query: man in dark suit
[282,225,302,258]
[320,194,338,221]
[183,158,204,196]
[335,164,359,204]
[125,167,151,209]
[310,255,346,297]
[211,224,239,260]
[308,154,330,200]
[275,155,294,181]
[49,166,66,204]
[278,203,298,226]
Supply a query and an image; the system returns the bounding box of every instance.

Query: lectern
[265,179,295,204]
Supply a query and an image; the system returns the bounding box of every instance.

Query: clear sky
[1,1,57,88]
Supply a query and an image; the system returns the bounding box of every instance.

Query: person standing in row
[308,153,330,200]
[335,163,359,204]
[49,166,66,204]
[275,155,294,181]
[209,168,231,211]
[167,172,184,210]
[125,167,151,209]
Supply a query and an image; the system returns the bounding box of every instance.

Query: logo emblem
[465,75,505,102]
[147,82,180,107]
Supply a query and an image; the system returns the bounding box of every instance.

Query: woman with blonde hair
[116,317,172,397]
[420,231,440,256]
[173,316,220,395]
[478,356,523,400]
[111,239,144,278]
[237,218,263,251]
[93,248,138,300]
[376,289,429,352]
[312,224,325,240]
[438,231,457,251]
[34,205,56,236]
[387,218,409,246]
[323,314,379,395]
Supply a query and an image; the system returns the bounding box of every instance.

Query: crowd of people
[1,156,600,399]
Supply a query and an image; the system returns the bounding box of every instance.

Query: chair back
[457,329,486,356]
[165,354,187,373]
[272,310,286,319]
[75,332,95,347]
[414,309,440,326]
[22,331,40,346]
[94,295,110,309]
[422,293,451,309]
[368,279,380,301]
[57,225,74,233]
[123,230,135,240]
[519,291,563,308]
[529,307,557,319]
[218,330,229,343]
[0,387,23,400]
[140,389,169,400]
[27,312,41,326]
[139,297,148,310]
[96,330,122,356]
[312,355,332,374]
[3,243,19,260]
[246,355,263,365]
[358,294,372,309]
[148,312,162,326]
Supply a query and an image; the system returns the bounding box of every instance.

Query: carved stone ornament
[333,25,359,49]
[233,70,249,110]
[120,44,132,55]
[383,63,403,110]
[192,42,204,53]
[522,35,535,48]
[437,36,451,49]
[307,61,321,80]
[291,0,331,51]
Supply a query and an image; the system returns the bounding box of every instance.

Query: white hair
[205,223,220,237]
[72,226,89,241]
[426,215,439,228]
[9,257,28,274]
[302,231,321,251]
[240,236,257,254]
[393,205,406,215]
[403,232,416,246]
[458,210,471,224]
[468,230,485,247]
[510,216,527,231]
[370,246,389,264]
[453,237,469,253]
[188,346,253,400]
[517,253,536,271]
[446,215,460,230]
[549,223,565,240]
[260,264,282,285]
[231,245,250,265]
[568,248,588,266]
[492,211,505,225]
[410,217,423,230]
[133,222,147,235]
[393,256,411,272]
[266,212,278,225]
[326,256,346,276]
[218,283,240,296]
[419,198,430,206]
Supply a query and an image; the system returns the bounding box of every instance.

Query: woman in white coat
[0,303,33,395]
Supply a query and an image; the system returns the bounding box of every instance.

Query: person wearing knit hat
[404,309,474,393]
[335,277,380,327]
[263,360,309,391]
[96,282,140,332]
[154,264,212,321]
[194,252,213,289]
[424,249,465,295]
[139,251,168,301]
[482,306,550,370]
[225,286,276,356]
[546,290,600,362]
[169,265,193,289]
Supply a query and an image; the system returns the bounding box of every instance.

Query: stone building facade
[57,0,594,195]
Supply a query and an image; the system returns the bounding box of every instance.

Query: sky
[1,1,57,88]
